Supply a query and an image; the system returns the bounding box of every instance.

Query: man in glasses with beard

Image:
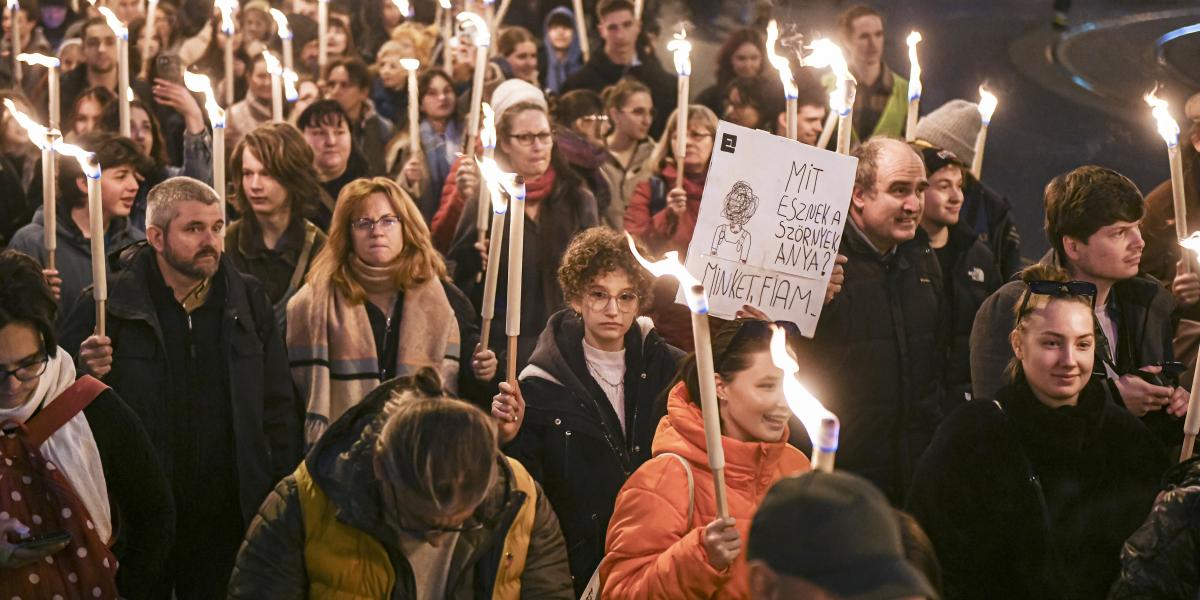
[62,177,301,599]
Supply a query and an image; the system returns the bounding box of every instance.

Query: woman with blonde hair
[286,177,462,445]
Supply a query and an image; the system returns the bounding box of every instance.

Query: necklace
[586,360,624,389]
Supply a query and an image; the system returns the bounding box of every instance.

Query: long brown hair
[230,122,330,221]
[305,177,447,302]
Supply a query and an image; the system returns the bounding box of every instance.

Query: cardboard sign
[681,121,858,337]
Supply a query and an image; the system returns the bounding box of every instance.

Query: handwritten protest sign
[681,121,857,336]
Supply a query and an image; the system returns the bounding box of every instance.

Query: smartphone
[1136,361,1187,387]
[154,54,184,85]
[14,531,70,551]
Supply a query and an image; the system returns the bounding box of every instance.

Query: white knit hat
[913,99,982,166]
[489,79,548,122]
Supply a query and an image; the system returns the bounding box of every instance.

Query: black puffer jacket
[795,222,946,504]
[962,176,1023,280]
[907,378,1167,600]
[507,310,684,595]
[1109,456,1200,599]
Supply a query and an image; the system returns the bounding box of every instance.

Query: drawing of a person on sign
[710,180,759,263]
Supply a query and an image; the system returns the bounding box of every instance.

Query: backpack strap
[25,375,108,446]
[286,222,319,296]
[658,452,694,526]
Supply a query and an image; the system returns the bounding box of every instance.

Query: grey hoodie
[8,204,144,328]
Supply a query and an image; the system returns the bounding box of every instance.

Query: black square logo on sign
[721,133,737,153]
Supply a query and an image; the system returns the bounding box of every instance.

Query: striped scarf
[286,275,461,446]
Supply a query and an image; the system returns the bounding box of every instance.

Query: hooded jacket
[598,383,810,599]
[541,7,583,95]
[8,204,144,329]
[58,242,303,525]
[970,250,1180,445]
[561,47,677,138]
[795,221,946,504]
[227,377,574,599]
[508,310,684,595]
[906,378,1166,599]
[1109,456,1200,599]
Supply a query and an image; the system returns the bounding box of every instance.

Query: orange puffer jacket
[598,382,811,599]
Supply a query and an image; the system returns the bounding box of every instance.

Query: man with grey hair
[62,177,301,599]
[794,138,947,506]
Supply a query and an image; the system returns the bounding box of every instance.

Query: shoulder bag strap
[25,375,108,446]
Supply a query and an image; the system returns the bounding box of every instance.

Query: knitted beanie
[490,79,548,122]
[913,99,981,166]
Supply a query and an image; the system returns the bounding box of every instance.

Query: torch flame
[1181,231,1200,255]
[906,31,922,102]
[6,0,16,11]
[667,27,691,77]
[399,57,420,71]
[126,86,134,102]
[2,99,53,150]
[624,232,708,313]
[17,53,60,68]
[477,156,512,214]
[97,6,128,40]
[804,38,854,115]
[769,325,838,453]
[456,11,491,48]
[392,0,413,18]
[765,20,797,99]
[215,0,237,35]
[182,71,226,127]
[52,140,101,179]
[282,68,299,101]
[438,0,450,8]
[978,85,998,126]
[1145,89,1180,147]
[269,8,292,39]
[262,49,282,75]
[480,102,496,149]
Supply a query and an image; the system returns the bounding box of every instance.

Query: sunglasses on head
[1016,280,1098,320]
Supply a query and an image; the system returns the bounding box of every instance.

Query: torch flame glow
[392,0,413,18]
[624,232,708,313]
[906,31,922,102]
[399,57,420,72]
[3,99,53,150]
[183,71,226,127]
[52,140,101,179]
[1145,89,1180,147]
[126,87,134,102]
[269,8,292,39]
[438,0,450,8]
[456,11,491,48]
[765,20,797,100]
[1180,231,1200,255]
[215,0,237,35]
[769,324,837,452]
[667,27,691,77]
[978,85,998,126]
[17,53,60,68]
[804,38,854,115]
[6,0,16,11]
[480,102,496,149]
[97,6,128,40]
[282,68,299,101]
[477,156,512,214]
[262,49,282,75]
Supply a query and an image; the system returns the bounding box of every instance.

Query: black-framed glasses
[507,131,554,147]
[715,318,800,371]
[1016,280,1097,320]
[0,355,49,384]
[351,214,400,232]
[585,289,640,313]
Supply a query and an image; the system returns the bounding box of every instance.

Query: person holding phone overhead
[0,250,173,599]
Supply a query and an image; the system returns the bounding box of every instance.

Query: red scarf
[522,166,557,206]
[661,164,707,201]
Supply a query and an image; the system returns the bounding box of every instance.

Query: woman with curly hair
[489,227,685,597]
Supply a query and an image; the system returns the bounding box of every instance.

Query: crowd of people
[0,0,1198,597]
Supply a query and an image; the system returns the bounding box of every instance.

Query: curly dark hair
[557,227,654,310]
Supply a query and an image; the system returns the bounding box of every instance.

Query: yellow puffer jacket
[294,456,539,600]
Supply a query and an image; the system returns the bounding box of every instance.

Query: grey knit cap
[913,99,982,166]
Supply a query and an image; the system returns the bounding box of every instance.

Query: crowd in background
[0,0,1199,598]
